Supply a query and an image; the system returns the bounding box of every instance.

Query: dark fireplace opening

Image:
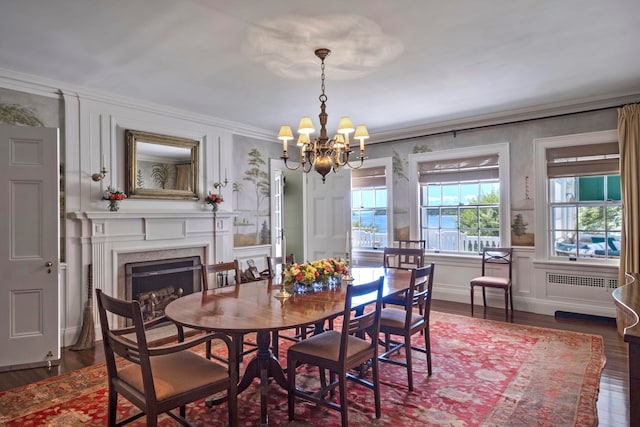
[125,256,202,322]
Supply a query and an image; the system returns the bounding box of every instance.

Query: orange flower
[102,186,127,201]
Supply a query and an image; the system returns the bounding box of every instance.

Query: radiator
[547,272,618,289]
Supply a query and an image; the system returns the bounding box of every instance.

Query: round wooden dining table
[165,266,415,426]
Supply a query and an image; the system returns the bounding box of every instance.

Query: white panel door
[0,125,59,370]
[305,169,351,261]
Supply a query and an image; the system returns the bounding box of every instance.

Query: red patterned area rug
[0,311,605,426]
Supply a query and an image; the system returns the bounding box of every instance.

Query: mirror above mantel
[125,129,200,200]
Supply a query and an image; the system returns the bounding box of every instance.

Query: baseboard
[434,286,617,318]
[554,311,616,324]
[0,358,60,373]
[61,326,82,348]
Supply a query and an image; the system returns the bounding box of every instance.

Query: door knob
[45,261,52,274]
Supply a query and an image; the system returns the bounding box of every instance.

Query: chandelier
[278,48,369,183]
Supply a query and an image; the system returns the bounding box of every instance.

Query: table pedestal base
[236,331,288,426]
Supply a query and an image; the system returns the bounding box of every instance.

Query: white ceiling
[2,0,640,139]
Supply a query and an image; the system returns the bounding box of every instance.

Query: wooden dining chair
[264,253,295,279]
[383,246,425,270]
[201,260,256,367]
[266,253,336,359]
[397,239,426,260]
[202,260,242,289]
[470,247,513,321]
[382,246,425,309]
[95,289,238,427]
[264,253,303,358]
[287,277,384,427]
[378,264,434,391]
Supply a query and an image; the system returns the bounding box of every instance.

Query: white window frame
[351,157,394,250]
[533,129,619,264]
[408,143,510,254]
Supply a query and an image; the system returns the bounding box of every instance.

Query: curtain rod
[375,103,628,145]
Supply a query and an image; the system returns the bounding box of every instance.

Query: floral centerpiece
[310,258,349,283]
[205,192,223,212]
[283,258,349,293]
[102,186,127,211]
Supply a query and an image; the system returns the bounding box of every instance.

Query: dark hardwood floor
[0,300,629,426]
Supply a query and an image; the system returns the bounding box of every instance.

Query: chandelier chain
[319,57,327,103]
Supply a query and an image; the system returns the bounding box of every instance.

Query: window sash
[419,180,500,252]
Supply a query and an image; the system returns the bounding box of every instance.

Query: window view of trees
[459,190,500,234]
[420,181,500,253]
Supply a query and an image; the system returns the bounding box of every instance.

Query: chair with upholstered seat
[470,247,513,320]
[378,264,434,391]
[382,246,425,309]
[201,260,256,367]
[264,254,304,358]
[287,277,384,427]
[95,288,238,427]
[267,253,325,339]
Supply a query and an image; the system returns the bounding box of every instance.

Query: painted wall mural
[0,88,60,127]
[0,103,43,126]
[231,136,281,247]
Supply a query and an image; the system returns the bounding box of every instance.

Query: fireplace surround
[70,210,234,344]
[125,256,201,321]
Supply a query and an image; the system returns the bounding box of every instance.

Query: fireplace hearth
[125,256,201,321]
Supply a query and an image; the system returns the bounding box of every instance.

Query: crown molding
[369,92,640,144]
[0,67,273,141]
[0,69,62,98]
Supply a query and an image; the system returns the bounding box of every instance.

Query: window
[351,159,392,249]
[547,142,621,259]
[409,144,510,254]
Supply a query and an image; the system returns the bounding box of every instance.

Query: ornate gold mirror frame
[125,129,200,200]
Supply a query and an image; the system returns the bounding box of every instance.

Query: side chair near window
[95,289,238,427]
[378,264,434,391]
[287,277,385,427]
[469,247,514,321]
[201,260,256,368]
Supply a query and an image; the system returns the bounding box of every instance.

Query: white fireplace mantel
[70,210,235,302]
